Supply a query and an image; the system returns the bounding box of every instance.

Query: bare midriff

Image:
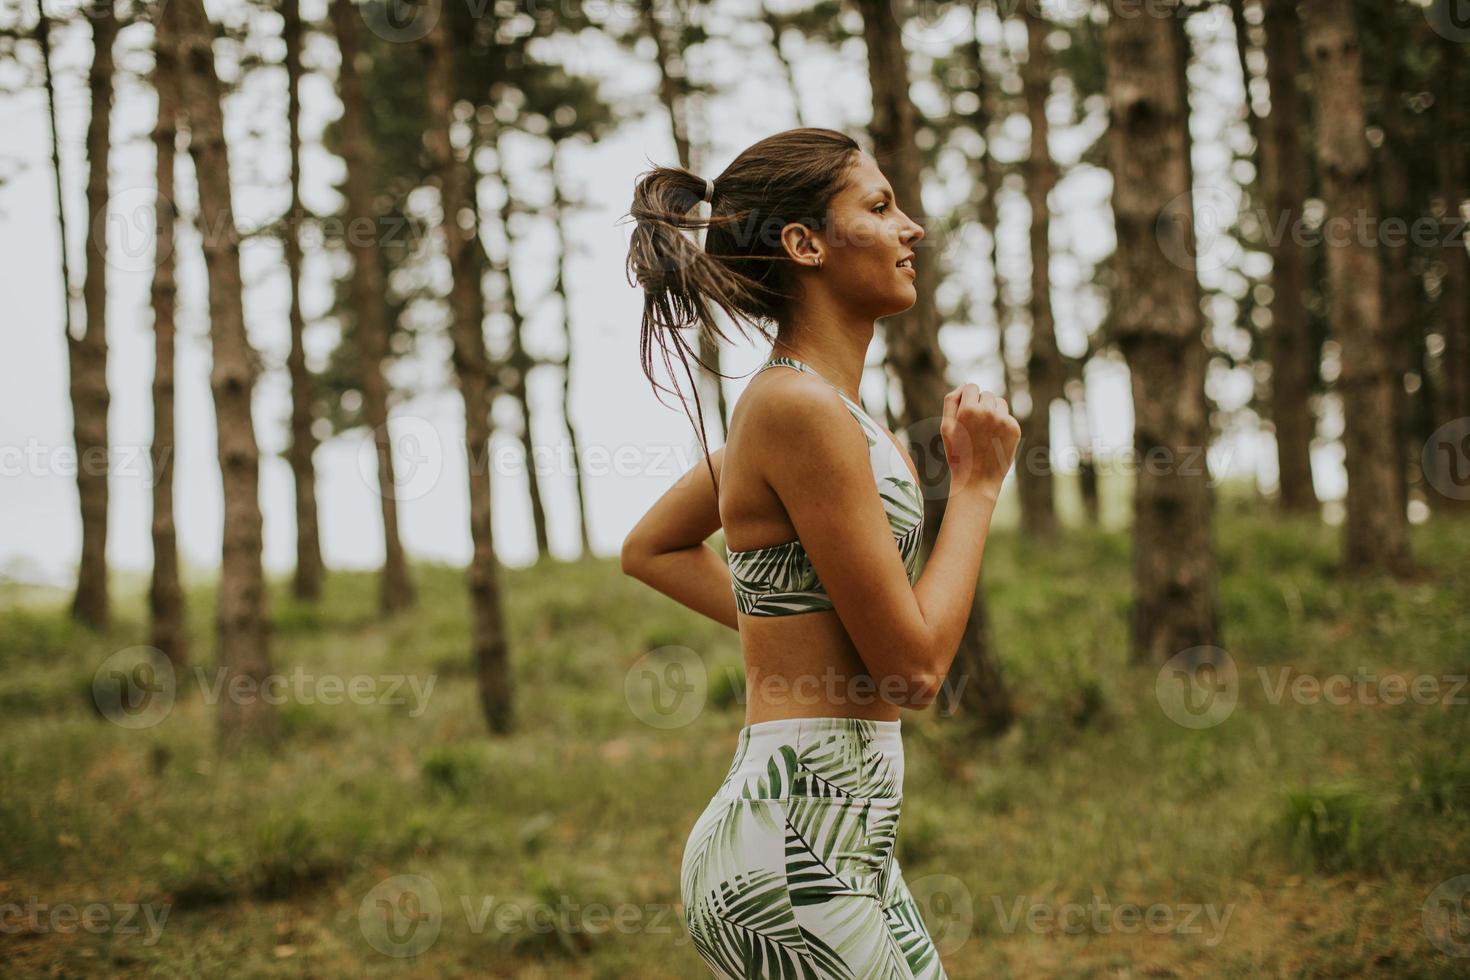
[737,610,904,725]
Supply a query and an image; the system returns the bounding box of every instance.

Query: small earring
[814,257,823,269]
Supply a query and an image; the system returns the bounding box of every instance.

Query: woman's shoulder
[731,369,869,473]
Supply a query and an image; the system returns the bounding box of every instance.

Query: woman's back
[719,357,925,725]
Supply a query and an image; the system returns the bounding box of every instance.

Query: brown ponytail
[622,127,861,491]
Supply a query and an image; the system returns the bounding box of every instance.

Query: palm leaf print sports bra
[726,356,925,617]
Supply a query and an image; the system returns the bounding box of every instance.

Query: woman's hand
[940,384,1021,498]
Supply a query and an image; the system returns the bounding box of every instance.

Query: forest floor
[2,507,1468,978]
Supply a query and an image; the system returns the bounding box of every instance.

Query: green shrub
[1276,783,1386,874]
[1405,752,1470,816]
[421,745,488,800]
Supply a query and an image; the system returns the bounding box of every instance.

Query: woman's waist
[713,715,904,801]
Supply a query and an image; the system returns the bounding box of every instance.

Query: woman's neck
[770,324,873,405]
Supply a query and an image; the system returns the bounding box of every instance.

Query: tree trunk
[284,0,324,601]
[1374,2,1417,519]
[70,1,116,629]
[967,1,1016,476]
[761,0,808,128]
[1019,4,1062,538]
[1066,372,1100,526]
[856,0,1014,735]
[550,142,594,557]
[486,136,550,563]
[171,0,276,750]
[329,0,415,613]
[424,18,515,734]
[1103,0,1221,664]
[1436,37,1469,443]
[1261,0,1319,512]
[1300,0,1412,574]
[149,0,187,668]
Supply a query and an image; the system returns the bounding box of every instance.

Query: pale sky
[0,0,1338,590]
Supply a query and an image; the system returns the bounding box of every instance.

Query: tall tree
[424,14,515,733]
[760,0,809,128]
[1436,33,1469,439]
[1300,0,1412,574]
[854,0,1014,734]
[283,0,324,600]
[1103,0,1220,663]
[483,134,551,563]
[550,140,595,557]
[170,0,276,748]
[1372,0,1419,517]
[329,0,414,612]
[1260,0,1319,512]
[36,4,90,581]
[149,0,186,668]
[1018,3,1062,538]
[69,0,117,629]
[970,1,1010,390]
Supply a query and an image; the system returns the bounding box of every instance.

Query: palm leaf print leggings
[679,717,948,978]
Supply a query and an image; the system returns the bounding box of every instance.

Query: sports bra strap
[758,356,863,410]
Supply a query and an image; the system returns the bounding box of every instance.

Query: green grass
[1,513,1468,977]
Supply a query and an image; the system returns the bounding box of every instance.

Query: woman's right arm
[752,378,1019,709]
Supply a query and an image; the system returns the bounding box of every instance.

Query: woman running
[621,127,1020,979]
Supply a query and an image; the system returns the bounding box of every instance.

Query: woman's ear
[779,221,823,269]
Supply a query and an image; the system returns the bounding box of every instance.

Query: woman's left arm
[620,448,739,631]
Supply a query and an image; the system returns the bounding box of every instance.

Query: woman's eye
[874,203,888,213]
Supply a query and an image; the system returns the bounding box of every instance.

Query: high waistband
[714,716,904,801]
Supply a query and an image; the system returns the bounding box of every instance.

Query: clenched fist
[940,384,1021,497]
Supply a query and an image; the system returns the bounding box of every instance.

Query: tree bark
[284,0,324,601]
[1260,0,1319,512]
[329,0,415,613]
[1374,2,1417,519]
[550,142,594,557]
[1103,0,1221,664]
[856,0,1014,735]
[760,0,808,128]
[1436,37,1469,439]
[1019,4,1062,538]
[171,0,276,749]
[486,134,550,562]
[1300,0,1412,574]
[70,1,116,629]
[424,17,515,734]
[149,0,187,668]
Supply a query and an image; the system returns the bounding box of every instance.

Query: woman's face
[789,152,926,319]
